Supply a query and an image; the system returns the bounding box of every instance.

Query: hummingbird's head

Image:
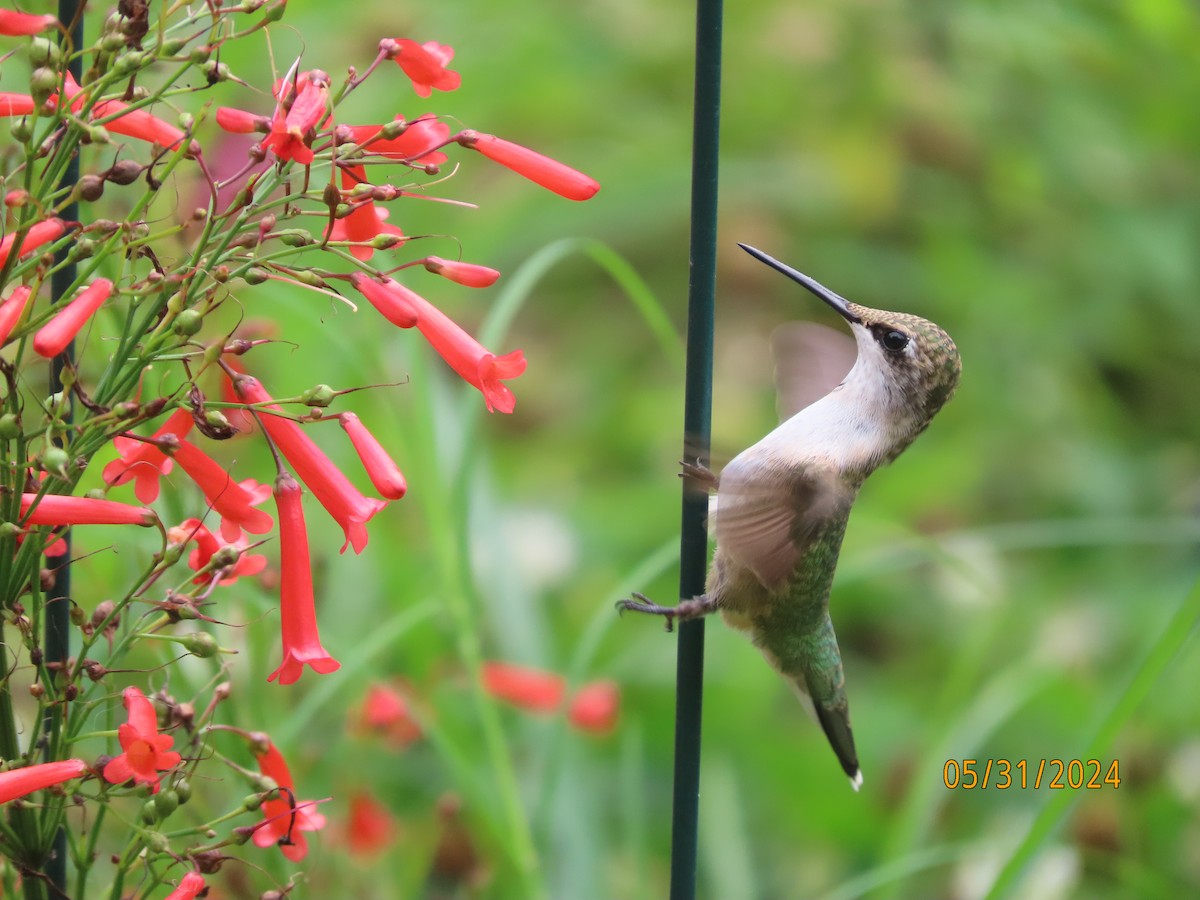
[739,244,961,454]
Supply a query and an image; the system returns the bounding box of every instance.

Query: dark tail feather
[814,702,863,791]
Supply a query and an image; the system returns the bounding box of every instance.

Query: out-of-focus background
[155,1,1200,897]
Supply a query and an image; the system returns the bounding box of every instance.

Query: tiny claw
[615,592,679,632]
[679,459,719,493]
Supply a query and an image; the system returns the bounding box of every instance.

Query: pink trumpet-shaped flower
[0,758,87,804]
[263,72,328,165]
[252,738,327,861]
[233,375,387,553]
[33,278,112,358]
[0,93,36,116]
[339,413,406,500]
[20,493,156,526]
[0,10,59,35]
[0,218,66,267]
[169,439,274,540]
[349,275,526,414]
[344,790,398,857]
[216,106,269,134]
[459,131,599,201]
[102,687,182,792]
[422,256,500,288]
[481,661,566,713]
[326,165,403,261]
[0,285,32,345]
[267,473,341,684]
[163,873,206,900]
[346,114,450,165]
[102,408,194,503]
[392,39,460,98]
[567,680,621,735]
[59,74,184,150]
[168,518,268,586]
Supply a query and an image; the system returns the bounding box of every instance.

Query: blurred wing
[713,461,846,591]
[771,322,857,422]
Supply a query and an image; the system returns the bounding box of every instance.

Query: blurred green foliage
[78,0,1200,897]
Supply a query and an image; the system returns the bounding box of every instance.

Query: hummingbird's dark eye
[879,329,909,353]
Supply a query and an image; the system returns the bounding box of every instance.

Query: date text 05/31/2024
[943,759,1121,790]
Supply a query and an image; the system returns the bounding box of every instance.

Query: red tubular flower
[567,680,620,735]
[252,739,326,861]
[216,106,269,134]
[459,131,600,201]
[263,73,328,165]
[326,165,403,261]
[481,661,566,713]
[233,375,387,554]
[347,114,450,165]
[0,10,58,35]
[0,285,32,345]
[267,472,341,684]
[102,408,194,503]
[0,218,67,267]
[349,275,526,414]
[392,39,461,98]
[357,682,421,748]
[339,413,406,500]
[345,790,398,858]
[169,439,274,540]
[102,687,182,792]
[21,493,156,526]
[0,93,36,116]
[0,758,87,804]
[348,273,418,328]
[423,256,500,288]
[168,518,268,586]
[33,277,113,358]
[60,75,184,150]
[163,872,206,900]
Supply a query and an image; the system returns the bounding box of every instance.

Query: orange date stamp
[942,758,1121,789]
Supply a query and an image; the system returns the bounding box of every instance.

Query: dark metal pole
[671,0,722,897]
[44,1,83,896]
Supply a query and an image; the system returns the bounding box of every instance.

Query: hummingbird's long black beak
[738,243,862,324]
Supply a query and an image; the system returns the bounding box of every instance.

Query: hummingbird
[619,243,961,790]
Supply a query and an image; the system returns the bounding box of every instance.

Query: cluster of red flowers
[2,26,599,686]
[0,6,614,889]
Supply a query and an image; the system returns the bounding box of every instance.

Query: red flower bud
[460,131,599,201]
[33,277,112,358]
[0,759,87,804]
[423,256,500,288]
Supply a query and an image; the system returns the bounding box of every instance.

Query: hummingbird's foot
[615,592,719,632]
[679,459,719,493]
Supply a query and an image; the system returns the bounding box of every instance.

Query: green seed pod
[40,446,71,479]
[172,309,203,337]
[10,118,32,143]
[143,830,169,854]
[173,778,192,804]
[0,414,21,439]
[243,268,269,285]
[182,631,218,659]
[159,38,187,57]
[275,229,313,248]
[29,67,59,106]
[28,37,60,68]
[112,50,149,76]
[140,799,159,825]
[300,384,337,407]
[153,789,180,819]
[243,791,266,812]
